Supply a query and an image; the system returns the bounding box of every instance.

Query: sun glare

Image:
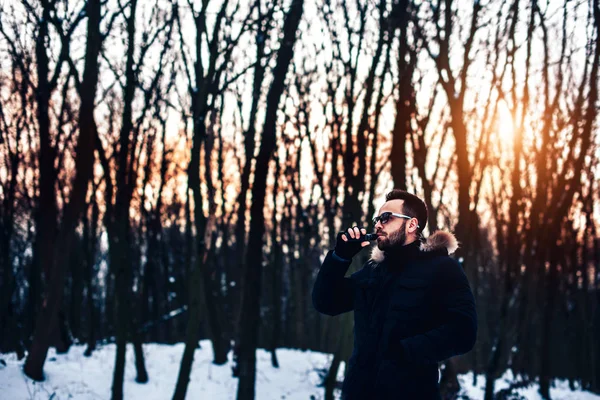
[498,105,515,146]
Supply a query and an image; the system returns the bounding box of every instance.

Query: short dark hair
[385,189,428,232]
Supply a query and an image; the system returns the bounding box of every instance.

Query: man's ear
[408,218,419,234]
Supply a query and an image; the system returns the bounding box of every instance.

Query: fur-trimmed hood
[370,230,459,264]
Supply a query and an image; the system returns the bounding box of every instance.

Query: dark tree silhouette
[24,0,103,381]
[236,0,304,398]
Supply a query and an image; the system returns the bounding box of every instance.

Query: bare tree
[0,10,29,355]
[83,184,100,357]
[389,0,414,190]
[172,0,255,397]
[24,0,103,381]
[92,1,177,396]
[233,0,276,325]
[415,0,484,244]
[484,0,534,397]
[236,1,304,398]
[13,0,89,355]
[537,1,599,395]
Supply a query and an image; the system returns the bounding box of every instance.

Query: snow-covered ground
[457,371,600,400]
[0,341,598,399]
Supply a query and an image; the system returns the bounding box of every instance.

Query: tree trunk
[439,359,460,400]
[233,6,272,319]
[236,2,304,398]
[53,310,72,353]
[174,1,231,366]
[27,0,59,356]
[110,1,142,397]
[83,200,99,357]
[539,247,561,400]
[69,236,84,341]
[0,71,23,355]
[324,313,353,400]
[173,11,231,393]
[23,0,101,381]
[132,321,149,383]
[324,352,342,400]
[110,222,134,400]
[172,255,205,400]
[390,0,412,191]
[268,156,282,368]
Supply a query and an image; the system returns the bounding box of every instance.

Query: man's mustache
[365,231,386,240]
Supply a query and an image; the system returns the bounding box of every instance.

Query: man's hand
[334,226,371,260]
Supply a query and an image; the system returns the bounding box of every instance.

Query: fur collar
[369,230,459,264]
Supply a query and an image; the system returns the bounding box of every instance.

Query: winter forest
[0,0,599,399]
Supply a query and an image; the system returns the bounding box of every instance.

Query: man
[312,189,477,399]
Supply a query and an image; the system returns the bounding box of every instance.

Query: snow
[459,370,600,400]
[0,341,342,400]
[0,342,598,399]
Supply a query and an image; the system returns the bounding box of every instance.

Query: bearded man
[312,189,477,399]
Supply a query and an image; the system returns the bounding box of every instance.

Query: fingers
[348,226,360,239]
[346,227,355,239]
[361,241,370,247]
[345,227,368,241]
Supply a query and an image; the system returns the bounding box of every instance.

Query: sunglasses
[372,212,419,227]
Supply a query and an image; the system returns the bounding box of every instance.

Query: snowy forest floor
[1,341,599,399]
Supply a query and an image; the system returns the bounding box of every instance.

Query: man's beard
[377,221,407,250]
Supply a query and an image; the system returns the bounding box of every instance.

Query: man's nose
[374,220,382,230]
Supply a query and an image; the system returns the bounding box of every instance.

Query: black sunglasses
[372,212,418,227]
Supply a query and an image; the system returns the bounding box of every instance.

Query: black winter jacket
[312,231,477,400]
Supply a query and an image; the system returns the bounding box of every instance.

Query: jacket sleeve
[399,258,477,364]
[312,250,355,316]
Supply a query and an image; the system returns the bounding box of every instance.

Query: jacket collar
[380,240,422,264]
[369,230,459,265]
